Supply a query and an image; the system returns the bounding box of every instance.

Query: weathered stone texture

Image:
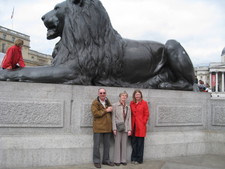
[211,99,225,126]
[156,105,203,126]
[0,81,225,169]
[0,100,64,127]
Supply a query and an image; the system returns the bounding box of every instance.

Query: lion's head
[42,0,124,83]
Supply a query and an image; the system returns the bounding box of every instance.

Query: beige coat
[91,97,112,133]
[112,102,132,132]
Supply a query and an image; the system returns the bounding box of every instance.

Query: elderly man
[91,88,114,168]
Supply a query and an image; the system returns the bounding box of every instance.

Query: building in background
[0,25,52,66]
[195,47,225,96]
[195,66,209,85]
[0,52,4,63]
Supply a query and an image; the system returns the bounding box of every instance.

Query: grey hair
[119,91,128,97]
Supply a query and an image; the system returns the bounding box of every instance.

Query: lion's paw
[158,82,172,89]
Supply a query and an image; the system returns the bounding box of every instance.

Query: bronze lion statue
[0,0,195,90]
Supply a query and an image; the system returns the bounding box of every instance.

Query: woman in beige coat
[112,91,132,166]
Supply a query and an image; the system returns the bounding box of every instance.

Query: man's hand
[106,106,112,112]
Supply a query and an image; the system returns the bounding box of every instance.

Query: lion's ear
[72,0,83,6]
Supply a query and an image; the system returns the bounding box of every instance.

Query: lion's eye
[54,6,59,10]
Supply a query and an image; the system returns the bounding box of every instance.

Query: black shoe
[121,162,127,165]
[115,163,120,166]
[94,163,101,168]
[102,161,114,166]
[135,161,143,165]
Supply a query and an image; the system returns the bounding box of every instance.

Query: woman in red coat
[130,89,149,164]
[1,39,25,69]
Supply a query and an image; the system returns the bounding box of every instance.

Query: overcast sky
[0,0,225,67]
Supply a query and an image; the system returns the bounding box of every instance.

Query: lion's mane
[52,0,124,82]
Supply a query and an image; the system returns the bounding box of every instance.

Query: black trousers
[131,136,145,163]
[93,133,111,163]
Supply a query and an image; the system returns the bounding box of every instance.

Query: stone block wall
[0,81,225,168]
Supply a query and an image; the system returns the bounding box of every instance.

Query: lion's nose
[41,15,45,21]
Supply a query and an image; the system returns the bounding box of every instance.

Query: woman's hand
[113,130,117,135]
[128,130,132,136]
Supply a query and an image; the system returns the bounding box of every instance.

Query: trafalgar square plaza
[0,0,225,169]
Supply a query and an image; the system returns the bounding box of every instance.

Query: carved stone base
[0,81,224,168]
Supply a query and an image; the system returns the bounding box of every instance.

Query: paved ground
[15,154,225,169]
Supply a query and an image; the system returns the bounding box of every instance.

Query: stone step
[162,162,222,169]
[12,155,225,169]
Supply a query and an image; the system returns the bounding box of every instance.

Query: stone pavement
[14,154,225,169]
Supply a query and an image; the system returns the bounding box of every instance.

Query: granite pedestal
[0,82,225,169]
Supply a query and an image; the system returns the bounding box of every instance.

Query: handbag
[116,122,125,132]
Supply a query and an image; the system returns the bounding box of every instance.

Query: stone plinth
[0,81,224,169]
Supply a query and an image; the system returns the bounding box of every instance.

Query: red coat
[1,45,25,69]
[130,100,150,137]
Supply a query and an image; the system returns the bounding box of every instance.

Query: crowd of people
[197,79,212,92]
[195,76,212,92]
[91,88,150,168]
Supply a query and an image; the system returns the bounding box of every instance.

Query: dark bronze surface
[0,0,195,90]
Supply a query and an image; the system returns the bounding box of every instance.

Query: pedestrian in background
[1,38,25,69]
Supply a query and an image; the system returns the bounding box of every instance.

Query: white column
[216,72,218,92]
[209,72,212,90]
[222,72,225,92]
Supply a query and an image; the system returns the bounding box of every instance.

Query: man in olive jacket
[91,88,114,168]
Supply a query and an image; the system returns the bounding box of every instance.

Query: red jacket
[1,45,25,69]
[130,100,150,137]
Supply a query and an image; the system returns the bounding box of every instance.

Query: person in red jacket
[1,39,25,69]
[130,89,150,164]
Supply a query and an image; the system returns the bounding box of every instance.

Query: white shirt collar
[99,99,106,108]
